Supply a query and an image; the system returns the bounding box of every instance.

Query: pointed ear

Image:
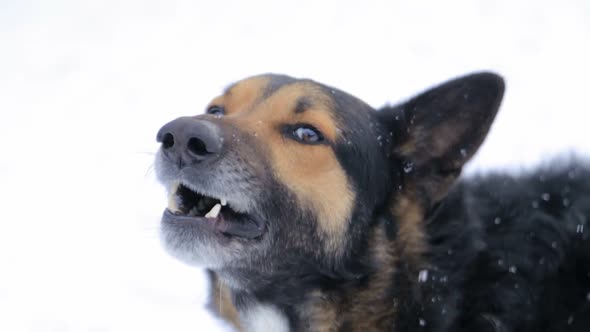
[378,72,505,205]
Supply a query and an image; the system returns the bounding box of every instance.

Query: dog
[154,73,590,332]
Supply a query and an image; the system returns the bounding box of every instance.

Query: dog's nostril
[187,137,209,156]
[162,133,175,149]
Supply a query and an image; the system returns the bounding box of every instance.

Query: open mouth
[163,183,265,239]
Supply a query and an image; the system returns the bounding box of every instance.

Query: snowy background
[1,0,589,331]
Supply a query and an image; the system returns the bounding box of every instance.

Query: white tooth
[169,182,180,194]
[221,199,227,206]
[205,203,222,218]
[167,182,181,213]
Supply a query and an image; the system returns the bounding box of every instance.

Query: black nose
[156,117,223,165]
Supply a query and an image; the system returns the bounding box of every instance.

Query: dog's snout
[157,117,223,164]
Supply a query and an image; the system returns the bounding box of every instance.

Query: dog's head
[155,73,504,286]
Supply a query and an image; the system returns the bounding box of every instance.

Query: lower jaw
[161,209,266,239]
[162,209,219,229]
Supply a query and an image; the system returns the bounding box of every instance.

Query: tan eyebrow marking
[208,76,271,115]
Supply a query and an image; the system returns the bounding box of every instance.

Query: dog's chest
[240,303,290,332]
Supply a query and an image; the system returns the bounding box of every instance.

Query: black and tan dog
[155,73,590,332]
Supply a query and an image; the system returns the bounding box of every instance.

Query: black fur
[157,72,590,331]
[393,161,590,332]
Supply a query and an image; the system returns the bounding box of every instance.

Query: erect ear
[378,72,505,206]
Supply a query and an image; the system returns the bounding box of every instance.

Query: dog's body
[155,73,590,331]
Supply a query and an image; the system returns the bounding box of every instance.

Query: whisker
[135,151,157,156]
[145,163,155,178]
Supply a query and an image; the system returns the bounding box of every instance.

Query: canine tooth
[221,199,227,206]
[205,203,222,218]
[167,182,181,213]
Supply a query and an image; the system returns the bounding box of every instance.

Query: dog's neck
[209,216,438,331]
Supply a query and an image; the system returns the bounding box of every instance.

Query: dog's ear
[378,72,504,205]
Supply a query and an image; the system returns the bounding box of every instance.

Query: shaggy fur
[155,72,590,332]
[396,162,590,331]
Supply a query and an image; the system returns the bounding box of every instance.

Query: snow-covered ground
[0,0,589,331]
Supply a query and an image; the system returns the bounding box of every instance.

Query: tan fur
[204,76,429,331]
[392,194,426,261]
[302,290,340,332]
[161,73,505,331]
[302,224,401,331]
[209,76,270,115]
[210,274,243,331]
[207,79,355,255]
[208,200,422,332]
[260,85,354,255]
[397,120,467,164]
[343,224,399,331]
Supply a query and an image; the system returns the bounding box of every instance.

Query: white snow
[1,0,589,331]
[418,269,429,283]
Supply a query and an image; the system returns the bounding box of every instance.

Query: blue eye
[292,126,323,144]
[206,105,225,115]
